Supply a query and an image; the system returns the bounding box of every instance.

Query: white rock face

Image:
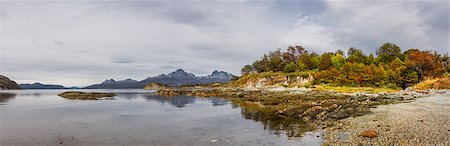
[244,75,314,90]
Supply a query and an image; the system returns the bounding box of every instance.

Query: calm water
[0,89,322,146]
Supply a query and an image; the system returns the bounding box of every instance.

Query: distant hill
[0,75,22,90]
[83,69,235,89]
[83,79,139,89]
[19,83,67,89]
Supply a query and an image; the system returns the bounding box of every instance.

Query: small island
[58,91,115,100]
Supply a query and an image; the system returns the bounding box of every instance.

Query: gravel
[323,90,450,145]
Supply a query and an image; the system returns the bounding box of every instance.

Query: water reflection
[117,93,140,100]
[231,99,315,137]
[0,93,16,103]
[0,90,312,138]
[144,95,196,108]
[210,97,228,106]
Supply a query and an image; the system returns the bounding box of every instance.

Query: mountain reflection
[0,93,16,103]
[117,93,140,100]
[143,95,196,108]
[142,94,229,108]
[210,97,228,106]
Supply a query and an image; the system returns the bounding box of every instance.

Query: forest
[241,43,450,89]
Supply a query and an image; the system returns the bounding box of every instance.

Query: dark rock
[335,109,350,119]
[0,75,21,90]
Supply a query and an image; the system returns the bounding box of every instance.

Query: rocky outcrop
[58,91,115,100]
[143,82,170,90]
[244,75,314,89]
[0,75,21,90]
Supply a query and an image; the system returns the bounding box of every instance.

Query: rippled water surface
[0,89,322,146]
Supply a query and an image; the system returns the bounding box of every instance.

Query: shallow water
[0,89,322,146]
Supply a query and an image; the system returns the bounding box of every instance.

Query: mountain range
[83,69,234,89]
[19,83,67,89]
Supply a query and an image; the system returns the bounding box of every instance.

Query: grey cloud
[161,7,207,25]
[53,40,64,46]
[159,65,175,69]
[0,0,448,86]
[188,42,222,51]
[111,55,139,64]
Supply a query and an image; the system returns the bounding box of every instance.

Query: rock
[155,89,180,96]
[360,129,378,138]
[405,87,412,91]
[302,116,312,122]
[143,82,170,90]
[335,109,350,119]
[404,95,415,100]
[58,91,115,100]
[436,90,446,94]
[0,75,22,90]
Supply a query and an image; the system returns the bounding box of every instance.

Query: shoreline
[154,86,446,141]
[323,90,450,145]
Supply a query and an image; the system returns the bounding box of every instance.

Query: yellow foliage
[314,85,399,93]
[412,77,450,90]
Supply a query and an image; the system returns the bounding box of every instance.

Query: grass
[412,77,450,90]
[314,85,400,93]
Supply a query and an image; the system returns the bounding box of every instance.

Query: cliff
[230,72,314,89]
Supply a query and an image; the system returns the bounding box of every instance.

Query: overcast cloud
[0,0,448,86]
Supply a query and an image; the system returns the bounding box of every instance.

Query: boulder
[360,129,378,138]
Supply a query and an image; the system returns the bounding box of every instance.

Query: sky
[0,0,449,87]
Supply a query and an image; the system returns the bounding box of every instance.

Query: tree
[335,49,345,56]
[319,52,334,70]
[283,46,305,63]
[389,57,404,71]
[347,47,366,64]
[399,68,419,89]
[376,43,402,63]
[331,54,346,70]
[299,52,320,70]
[365,54,375,65]
[283,62,298,73]
[241,65,255,75]
[239,43,448,89]
[264,49,286,72]
[405,50,444,79]
[298,62,307,71]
